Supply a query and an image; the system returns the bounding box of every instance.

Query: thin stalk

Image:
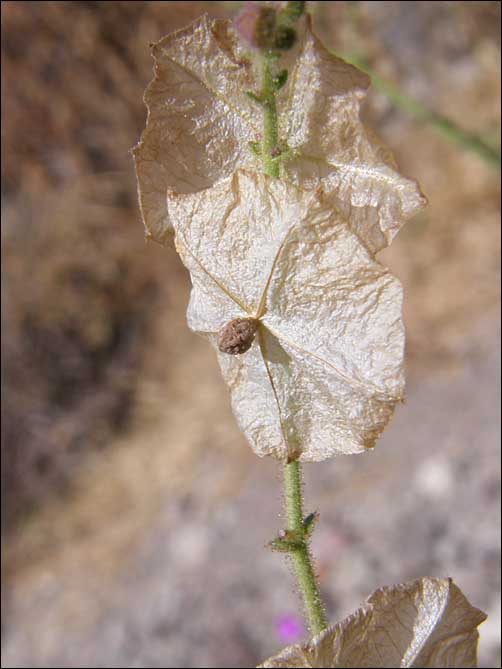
[343,52,501,169]
[333,0,500,169]
[284,460,328,635]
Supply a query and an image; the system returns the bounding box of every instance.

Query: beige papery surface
[134,14,426,253]
[259,577,487,668]
[168,171,405,462]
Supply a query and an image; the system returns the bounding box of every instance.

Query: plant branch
[332,0,500,169]
[342,52,501,169]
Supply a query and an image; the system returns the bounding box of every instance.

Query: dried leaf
[133,14,426,252]
[168,170,405,461]
[259,577,487,668]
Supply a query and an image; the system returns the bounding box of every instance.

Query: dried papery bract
[133,15,257,246]
[168,170,405,462]
[133,14,426,252]
[259,577,487,668]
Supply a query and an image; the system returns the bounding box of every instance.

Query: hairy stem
[261,55,280,177]
[255,41,328,638]
[284,460,328,635]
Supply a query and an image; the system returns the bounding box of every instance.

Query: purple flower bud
[234,2,276,50]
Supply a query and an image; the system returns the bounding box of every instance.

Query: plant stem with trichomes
[254,46,328,636]
[261,55,281,178]
[284,460,328,634]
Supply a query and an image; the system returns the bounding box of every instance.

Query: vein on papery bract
[134,14,426,254]
[168,170,405,462]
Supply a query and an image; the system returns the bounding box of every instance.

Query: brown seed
[217,318,258,355]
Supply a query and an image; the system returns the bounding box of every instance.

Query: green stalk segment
[261,55,280,178]
[283,460,328,635]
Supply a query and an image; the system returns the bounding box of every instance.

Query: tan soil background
[1,2,500,667]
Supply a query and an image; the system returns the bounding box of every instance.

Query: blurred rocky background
[1,2,500,667]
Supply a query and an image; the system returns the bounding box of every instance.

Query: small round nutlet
[217,318,258,355]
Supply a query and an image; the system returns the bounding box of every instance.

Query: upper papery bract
[283,23,427,253]
[133,15,259,246]
[168,170,405,462]
[133,14,425,252]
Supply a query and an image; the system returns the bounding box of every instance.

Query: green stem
[284,460,328,635]
[344,52,501,169]
[256,42,327,637]
[332,0,500,169]
[261,54,280,178]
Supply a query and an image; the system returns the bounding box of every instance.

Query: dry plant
[136,1,486,666]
